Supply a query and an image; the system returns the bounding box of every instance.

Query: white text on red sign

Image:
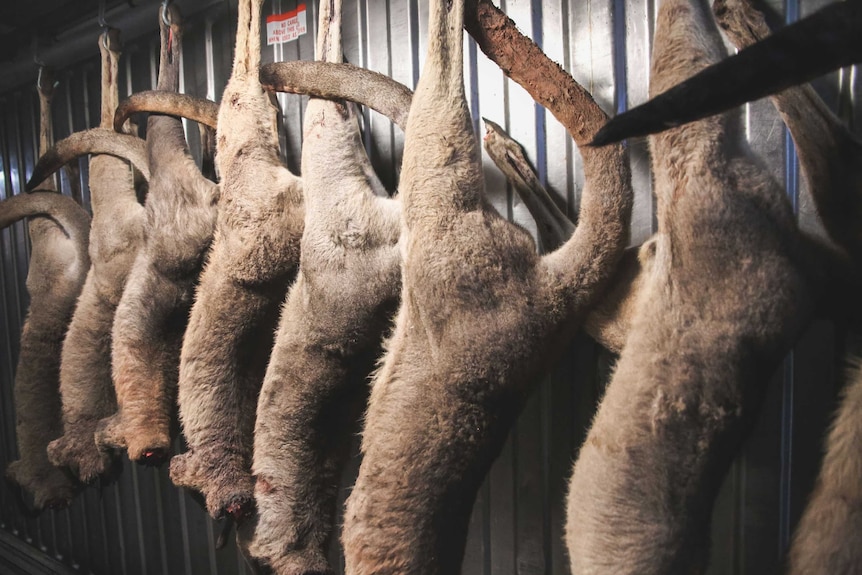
[266,4,308,46]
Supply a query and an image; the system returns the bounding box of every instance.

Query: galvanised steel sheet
[0,0,851,573]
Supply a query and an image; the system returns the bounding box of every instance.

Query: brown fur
[27,128,149,189]
[258,63,405,203]
[259,61,413,131]
[169,0,304,521]
[463,0,648,360]
[712,0,862,266]
[481,118,574,252]
[582,0,862,355]
[712,2,862,572]
[113,91,219,132]
[340,0,631,573]
[563,0,827,572]
[480,116,647,354]
[4,71,86,510]
[714,0,862,268]
[95,5,219,465]
[3,189,90,509]
[246,3,401,572]
[45,29,147,483]
[121,61,413,136]
[247,50,593,571]
[579,244,651,353]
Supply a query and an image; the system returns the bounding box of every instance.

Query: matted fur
[340,0,632,573]
[246,2,401,571]
[563,0,827,572]
[3,187,90,509]
[45,29,146,483]
[95,5,219,465]
[169,0,304,521]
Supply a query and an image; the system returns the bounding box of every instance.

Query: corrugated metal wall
[0,0,853,573]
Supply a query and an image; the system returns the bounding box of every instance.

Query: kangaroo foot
[47,423,115,483]
[170,450,255,520]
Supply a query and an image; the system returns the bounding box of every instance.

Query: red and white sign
[266,4,307,45]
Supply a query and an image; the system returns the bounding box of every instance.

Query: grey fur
[247,2,400,571]
[46,29,147,483]
[4,72,88,509]
[27,128,149,189]
[713,1,862,572]
[480,116,646,354]
[564,0,828,571]
[169,0,304,522]
[341,0,632,573]
[113,91,219,131]
[259,61,413,131]
[95,5,219,465]
[3,189,90,509]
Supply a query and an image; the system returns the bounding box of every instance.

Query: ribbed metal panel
[0,0,851,573]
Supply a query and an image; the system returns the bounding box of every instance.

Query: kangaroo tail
[114,91,219,132]
[0,192,90,251]
[260,61,413,131]
[27,128,149,190]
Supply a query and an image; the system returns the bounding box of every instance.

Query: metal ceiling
[0,0,226,94]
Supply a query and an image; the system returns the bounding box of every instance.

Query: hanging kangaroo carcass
[36,29,147,483]
[2,192,90,509]
[259,10,631,568]
[578,0,862,353]
[167,0,304,523]
[246,1,402,571]
[93,4,219,466]
[712,1,862,573]
[254,36,613,571]
[3,68,90,508]
[335,0,632,571]
[563,0,842,571]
